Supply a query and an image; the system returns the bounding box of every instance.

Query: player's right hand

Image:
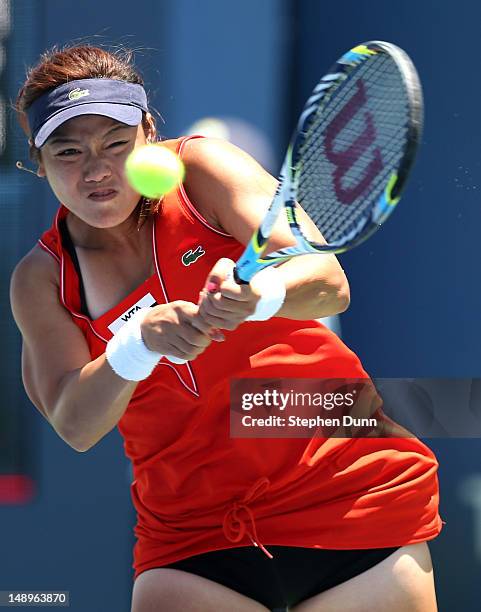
[140,301,223,362]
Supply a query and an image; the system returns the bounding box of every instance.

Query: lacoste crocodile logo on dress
[182,245,206,266]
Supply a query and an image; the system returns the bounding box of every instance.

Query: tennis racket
[167,40,423,364]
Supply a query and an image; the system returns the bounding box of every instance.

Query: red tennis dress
[38,136,443,578]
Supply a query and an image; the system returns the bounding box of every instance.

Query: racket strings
[296,53,411,245]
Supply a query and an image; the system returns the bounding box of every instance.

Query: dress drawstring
[222,477,273,559]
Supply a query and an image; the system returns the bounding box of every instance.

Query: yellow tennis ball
[125,144,185,198]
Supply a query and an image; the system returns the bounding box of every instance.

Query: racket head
[288,40,423,254]
[233,41,423,283]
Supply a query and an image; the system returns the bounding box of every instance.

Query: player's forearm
[52,354,138,452]
[274,255,350,319]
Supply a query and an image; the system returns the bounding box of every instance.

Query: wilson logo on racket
[181,245,206,267]
[325,80,383,205]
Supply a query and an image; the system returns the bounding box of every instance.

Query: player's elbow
[51,412,97,453]
[334,277,350,314]
[75,444,94,453]
[54,423,93,452]
[321,272,350,316]
[66,439,92,453]
[32,401,92,452]
[67,435,95,453]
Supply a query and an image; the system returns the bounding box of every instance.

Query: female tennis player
[10,44,442,612]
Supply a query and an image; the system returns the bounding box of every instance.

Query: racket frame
[234,40,423,284]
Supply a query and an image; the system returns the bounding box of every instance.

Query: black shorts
[163,544,400,610]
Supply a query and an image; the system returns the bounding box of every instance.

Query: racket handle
[233,266,249,285]
[165,275,230,366]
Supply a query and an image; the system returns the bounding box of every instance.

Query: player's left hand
[195,258,260,331]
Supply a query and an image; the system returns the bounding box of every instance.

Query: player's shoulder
[179,136,272,193]
[10,243,59,301]
[180,135,248,165]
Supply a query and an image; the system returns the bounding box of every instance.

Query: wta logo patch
[182,245,205,267]
[108,293,157,334]
[68,88,90,101]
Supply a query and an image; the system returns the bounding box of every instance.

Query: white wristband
[245,266,286,322]
[105,307,163,381]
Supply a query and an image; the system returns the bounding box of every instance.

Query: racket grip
[166,276,229,366]
[163,283,217,366]
[233,266,249,285]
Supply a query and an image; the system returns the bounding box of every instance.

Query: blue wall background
[1,1,480,610]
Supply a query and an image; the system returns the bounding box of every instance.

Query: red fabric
[38,136,443,579]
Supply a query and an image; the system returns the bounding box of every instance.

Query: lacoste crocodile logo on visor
[68,88,90,101]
